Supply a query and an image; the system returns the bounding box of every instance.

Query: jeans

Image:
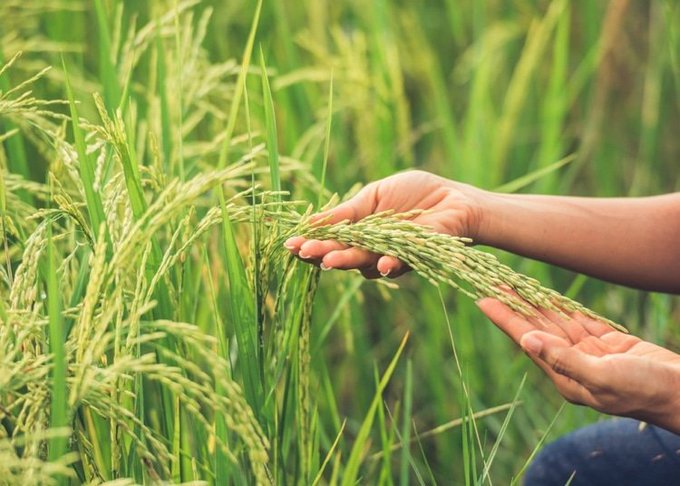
[524,418,680,485]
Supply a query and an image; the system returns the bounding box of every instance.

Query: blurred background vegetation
[2,0,679,483]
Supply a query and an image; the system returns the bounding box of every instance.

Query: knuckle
[549,354,570,377]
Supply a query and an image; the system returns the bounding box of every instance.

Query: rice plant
[1,0,678,484]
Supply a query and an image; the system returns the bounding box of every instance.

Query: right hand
[284,170,486,278]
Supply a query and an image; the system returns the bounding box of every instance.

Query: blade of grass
[491,0,567,179]
[510,402,566,485]
[438,288,487,466]
[62,58,108,245]
[218,0,263,169]
[479,374,526,483]
[400,359,413,486]
[312,277,363,357]
[384,402,427,486]
[47,223,68,483]
[93,0,121,112]
[172,396,181,482]
[312,419,346,486]
[219,187,260,413]
[494,154,575,194]
[411,419,437,486]
[341,332,409,486]
[204,250,232,484]
[460,372,476,486]
[173,0,185,180]
[155,22,173,172]
[259,48,281,200]
[317,73,333,207]
[376,378,397,486]
[535,3,570,193]
[369,403,517,460]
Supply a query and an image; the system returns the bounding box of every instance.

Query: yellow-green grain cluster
[288,209,626,332]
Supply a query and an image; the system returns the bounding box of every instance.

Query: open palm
[477,298,680,433]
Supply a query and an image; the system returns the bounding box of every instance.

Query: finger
[567,310,615,338]
[493,288,570,340]
[522,348,594,406]
[322,247,379,270]
[598,332,641,352]
[520,331,603,388]
[298,239,348,260]
[479,300,598,405]
[295,254,323,267]
[283,236,307,255]
[310,184,377,226]
[476,298,536,344]
[537,307,589,344]
[476,295,569,342]
[376,255,409,278]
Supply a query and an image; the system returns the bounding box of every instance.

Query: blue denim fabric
[524,418,680,485]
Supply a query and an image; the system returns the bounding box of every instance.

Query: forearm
[475,191,680,293]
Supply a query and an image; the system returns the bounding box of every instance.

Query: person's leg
[523,418,680,485]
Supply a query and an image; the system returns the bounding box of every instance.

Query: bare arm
[476,192,680,294]
[285,170,680,294]
[286,172,680,429]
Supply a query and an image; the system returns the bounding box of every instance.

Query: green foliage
[0,0,678,484]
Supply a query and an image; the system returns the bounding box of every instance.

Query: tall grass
[0,0,679,483]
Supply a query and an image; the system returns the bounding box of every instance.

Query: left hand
[476,298,680,434]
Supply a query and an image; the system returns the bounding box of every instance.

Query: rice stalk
[287,209,626,332]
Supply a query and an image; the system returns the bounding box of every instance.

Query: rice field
[1,0,679,484]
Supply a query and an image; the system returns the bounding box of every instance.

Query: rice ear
[295,210,627,333]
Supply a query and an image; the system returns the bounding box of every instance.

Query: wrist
[635,368,680,434]
[444,181,493,243]
[469,189,511,248]
[654,378,680,434]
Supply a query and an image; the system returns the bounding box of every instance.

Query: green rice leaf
[218,0,263,169]
[93,0,120,112]
[317,74,333,207]
[62,58,107,243]
[399,359,413,486]
[341,333,409,486]
[219,188,260,413]
[259,48,281,200]
[47,224,69,476]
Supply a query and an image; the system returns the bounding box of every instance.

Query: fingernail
[521,335,543,354]
[380,269,391,277]
[320,262,332,271]
[298,252,311,259]
[283,238,297,250]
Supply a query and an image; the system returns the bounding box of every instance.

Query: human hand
[476,298,680,434]
[284,170,485,278]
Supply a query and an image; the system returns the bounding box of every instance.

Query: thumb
[520,331,600,386]
[310,184,377,226]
